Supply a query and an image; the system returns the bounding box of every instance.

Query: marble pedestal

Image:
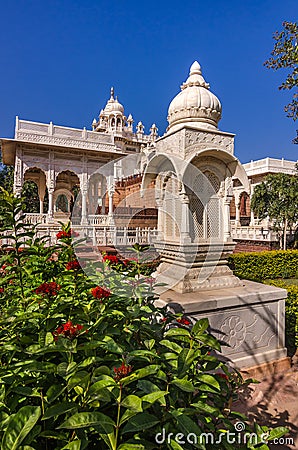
[156,281,287,369]
[154,241,242,293]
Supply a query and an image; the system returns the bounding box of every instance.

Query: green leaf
[137,380,160,394]
[39,430,67,439]
[191,318,209,335]
[172,378,195,392]
[119,409,140,426]
[266,426,289,441]
[22,361,57,373]
[42,402,77,420]
[38,330,54,347]
[121,365,159,386]
[169,440,185,450]
[46,384,66,403]
[191,401,220,415]
[165,328,191,338]
[128,349,157,359]
[89,379,116,393]
[144,339,155,350]
[122,412,160,434]
[88,380,114,402]
[172,412,202,437]
[142,391,167,406]
[160,339,182,353]
[67,371,90,390]
[177,349,197,377]
[196,374,220,390]
[58,412,115,433]
[57,361,78,378]
[195,333,221,351]
[101,336,123,354]
[1,406,41,450]
[121,395,143,412]
[77,356,97,368]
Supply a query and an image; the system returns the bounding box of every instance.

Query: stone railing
[243,157,297,176]
[231,225,278,241]
[33,224,158,247]
[82,226,158,247]
[14,118,120,153]
[23,213,49,225]
[87,215,111,226]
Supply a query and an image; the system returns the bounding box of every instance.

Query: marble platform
[156,281,288,369]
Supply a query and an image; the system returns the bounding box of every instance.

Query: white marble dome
[103,88,125,115]
[167,61,222,132]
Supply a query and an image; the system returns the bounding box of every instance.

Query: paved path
[234,367,298,449]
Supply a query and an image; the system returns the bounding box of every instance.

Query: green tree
[251,173,298,250]
[0,153,48,213]
[21,180,40,213]
[0,153,14,193]
[264,21,298,142]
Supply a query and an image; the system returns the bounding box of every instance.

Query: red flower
[35,281,61,296]
[217,373,229,381]
[161,317,168,323]
[122,259,130,266]
[56,229,79,240]
[103,254,119,265]
[177,317,191,326]
[0,287,4,294]
[53,320,84,341]
[91,286,111,299]
[66,260,81,270]
[113,362,132,382]
[56,230,71,239]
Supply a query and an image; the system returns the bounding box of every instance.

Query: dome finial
[189,61,202,75]
[167,61,221,132]
[110,87,114,99]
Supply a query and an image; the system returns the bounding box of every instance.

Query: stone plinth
[156,281,287,369]
[154,241,242,293]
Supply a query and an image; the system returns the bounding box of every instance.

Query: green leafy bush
[0,190,288,449]
[265,280,298,354]
[229,250,298,281]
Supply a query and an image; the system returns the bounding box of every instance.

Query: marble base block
[157,281,288,369]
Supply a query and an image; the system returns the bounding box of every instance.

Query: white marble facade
[1,89,158,225]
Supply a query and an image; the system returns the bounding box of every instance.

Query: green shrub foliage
[265,280,298,354]
[229,250,298,281]
[0,190,287,449]
[229,251,298,354]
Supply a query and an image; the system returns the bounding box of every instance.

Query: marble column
[108,189,114,215]
[48,189,54,221]
[13,149,23,197]
[223,197,232,242]
[180,192,191,243]
[81,186,88,225]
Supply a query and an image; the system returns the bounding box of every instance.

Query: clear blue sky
[0,0,297,163]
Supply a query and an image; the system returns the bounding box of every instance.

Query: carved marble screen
[163,175,181,240]
[188,170,221,242]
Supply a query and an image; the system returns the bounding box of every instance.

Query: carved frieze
[157,130,184,155]
[16,132,117,153]
[184,129,234,154]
